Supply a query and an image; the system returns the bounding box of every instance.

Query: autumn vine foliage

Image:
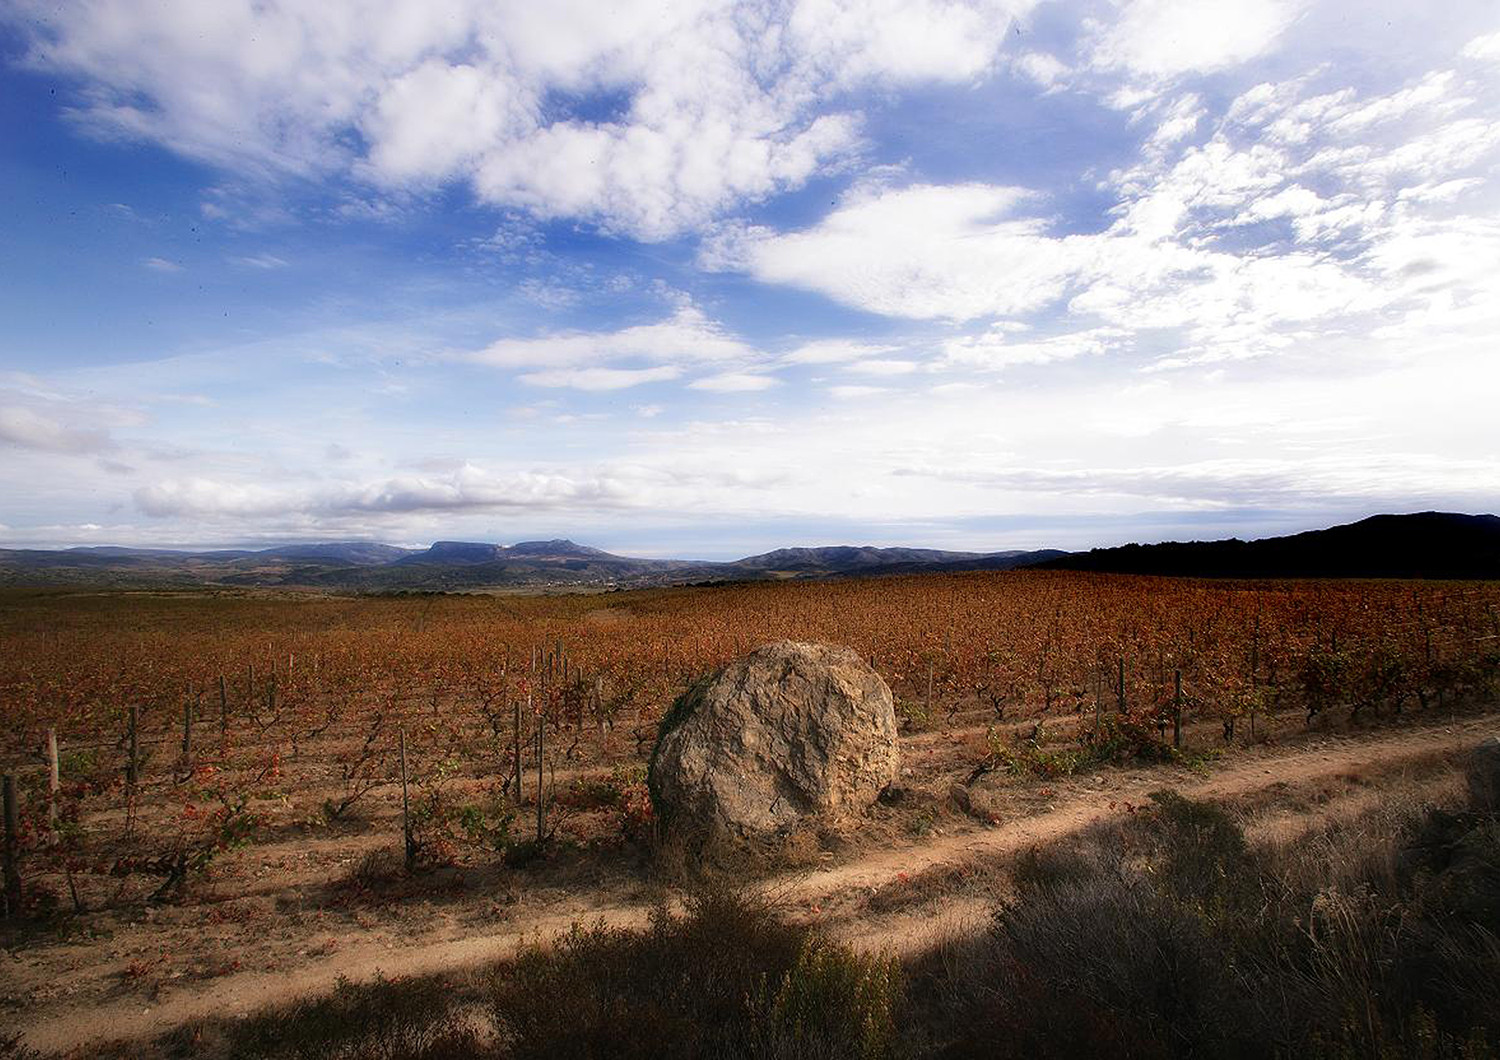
[0,573,1497,910]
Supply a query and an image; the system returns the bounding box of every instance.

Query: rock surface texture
[649,641,900,842]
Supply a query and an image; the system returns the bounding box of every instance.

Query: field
[3,570,1500,1055]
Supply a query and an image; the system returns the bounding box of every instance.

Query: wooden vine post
[126,704,139,788]
[47,727,60,832]
[536,709,546,842]
[182,694,193,766]
[513,688,524,803]
[1116,657,1127,714]
[1173,670,1183,750]
[399,726,415,871]
[536,644,549,843]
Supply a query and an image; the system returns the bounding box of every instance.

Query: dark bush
[225,973,481,1060]
[489,888,898,1060]
[920,781,1500,1060]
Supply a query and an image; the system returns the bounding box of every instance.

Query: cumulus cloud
[1462,30,1500,62]
[11,0,1039,239]
[705,182,1087,320]
[1088,0,1304,81]
[712,57,1500,380]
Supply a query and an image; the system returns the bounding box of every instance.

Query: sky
[1,0,1498,559]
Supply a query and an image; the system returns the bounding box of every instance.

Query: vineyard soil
[2,572,1498,1055]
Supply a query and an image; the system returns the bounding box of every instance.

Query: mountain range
[1,512,1495,590]
[0,537,1064,590]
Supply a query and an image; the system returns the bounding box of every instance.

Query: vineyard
[2,570,1500,920]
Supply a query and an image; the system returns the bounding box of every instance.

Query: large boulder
[649,641,900,843]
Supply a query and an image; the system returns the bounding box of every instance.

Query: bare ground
[8,709,1496,1057]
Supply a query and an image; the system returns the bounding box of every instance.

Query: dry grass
[907,750,1500,1059]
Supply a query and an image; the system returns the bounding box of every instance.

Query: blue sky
[1,0,1498,559]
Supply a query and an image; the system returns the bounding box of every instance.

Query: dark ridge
[1031,512,1500,579]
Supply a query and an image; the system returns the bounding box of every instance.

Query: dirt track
[15,712,1496,1056]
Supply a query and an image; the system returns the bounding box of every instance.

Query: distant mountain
[732,546,984,572]
[10,513,1489,590]
[507,539,614,558]
[338,539,698,590]
[1032,512,1500,579]
[254,542,414,565]
[393,539,614,566]
[726,545,1068,578]
[0,536,1067,589]
[393,541,508,566]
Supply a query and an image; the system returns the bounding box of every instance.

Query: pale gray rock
[649,641,900,842]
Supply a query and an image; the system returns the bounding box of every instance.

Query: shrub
[225,973,481,1059]
[0,1033,40,1060]
[488,888,899,1060]
[919,782,1500,1060]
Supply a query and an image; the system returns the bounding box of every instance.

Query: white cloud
[143,256,182,272]
[706,182,1088,320]
[1462,30,1500,61]
[781,339,898,365]
[518,366,682,391]
[845,358,920,375]
[230,253,290,269]
[134,465,636,519]
[944,327,1123,370]
[0,406,114,454]
[688,372,779,392]
[789,0,1035,85]
[1089,0,1304,80]
[1012,51,1068,88]
[715,57,1500,389]
[470,306,752,369]
[1144,93,1204,150]
[13,0,1039,239]
[362,59,535,184]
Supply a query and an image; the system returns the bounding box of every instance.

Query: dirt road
[16,714,1496,1056]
